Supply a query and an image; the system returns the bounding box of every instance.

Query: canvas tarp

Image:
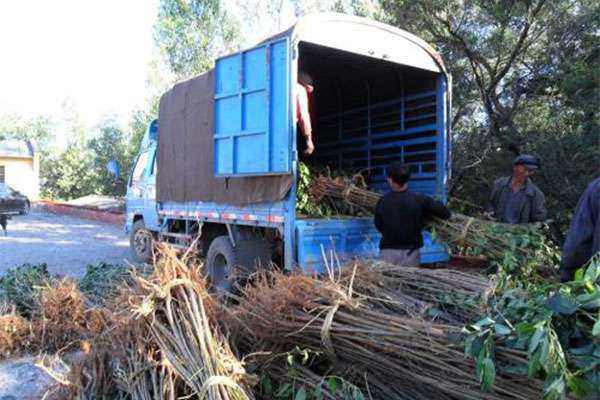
[156,70,293,205]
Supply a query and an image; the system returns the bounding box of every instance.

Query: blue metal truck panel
[296,219,448,273]
[313,88,444,200]
[158,199,288,230]
[214,38,291,176]
[435,75,449,203]
[296,218,380,273]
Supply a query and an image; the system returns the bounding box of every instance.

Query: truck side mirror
[106,160,121,179]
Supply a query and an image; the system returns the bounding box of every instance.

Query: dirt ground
[0,205,132,278]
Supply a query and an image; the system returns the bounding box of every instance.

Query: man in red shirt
[297,71,314,156]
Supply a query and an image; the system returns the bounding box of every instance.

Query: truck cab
[125,13,452,287]
[125,120,160,261]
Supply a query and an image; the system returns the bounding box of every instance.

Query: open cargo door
[214,38,292,176]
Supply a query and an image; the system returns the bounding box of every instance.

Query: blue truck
[124,14,452,290]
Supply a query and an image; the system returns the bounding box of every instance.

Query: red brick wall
[39,201,125,227]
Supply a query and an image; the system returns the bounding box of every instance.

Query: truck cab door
[142,147,159,231]
[127,149,150,223]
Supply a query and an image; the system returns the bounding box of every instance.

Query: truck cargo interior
[298,41,441,201]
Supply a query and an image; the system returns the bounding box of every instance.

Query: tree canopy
[380,0,599,227]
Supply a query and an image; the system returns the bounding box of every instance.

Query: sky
[0,0,158,129]
[0,0,333,134]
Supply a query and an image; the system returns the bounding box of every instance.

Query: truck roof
[259,12,447,76]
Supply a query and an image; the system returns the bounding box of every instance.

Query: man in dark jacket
[374,162,451,267]
[490,154,547,224]
[560,177,600,282]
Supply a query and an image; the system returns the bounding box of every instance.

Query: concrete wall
[0,156,39,200]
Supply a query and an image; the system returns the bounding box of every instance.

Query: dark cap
[513,154,540,169]
[298,71,314,86]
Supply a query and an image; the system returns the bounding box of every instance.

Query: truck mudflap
[295,218,449,274]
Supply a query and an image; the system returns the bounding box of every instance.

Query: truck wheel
[205,236,237,292]
[130,219,154,264]
[205,236,273,292]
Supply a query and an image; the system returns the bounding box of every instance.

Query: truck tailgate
[296,218,448,273]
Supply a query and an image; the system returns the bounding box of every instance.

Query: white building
[0,140,40,200]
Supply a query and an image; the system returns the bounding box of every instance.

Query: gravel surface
[0,356,61,400]
[0,206,132,279]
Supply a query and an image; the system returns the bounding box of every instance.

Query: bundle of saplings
[309,173,557,281]
[231,264,544,400]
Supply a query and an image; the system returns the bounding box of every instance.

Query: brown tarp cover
[157,70,293,205]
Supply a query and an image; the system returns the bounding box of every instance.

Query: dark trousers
[380,249,420,267]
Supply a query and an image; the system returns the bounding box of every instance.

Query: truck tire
[236,239,273,271]
[130,219,154,264]
[205,236,237,292]
[205,236,273,292]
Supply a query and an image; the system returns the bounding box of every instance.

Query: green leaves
[268,374,366,400]
[494,323,512,335]
[326,377,338,395]
[0,263,51,316]
[266,347,367,400]
[154,0,240,78]
[274,382,292,398]
[528,325,545,355]
[545,293,578,315]
[577,292,600,310]
[78,262,131,305]
[260,374,273,397]
[294,386,307,400]
[593,318,600,337]
[479,358,496,392]
[295,163,333,217]
[584,256,600,283]
[544,376,565,400]
[466,325,497,393]
[464,255,600,399]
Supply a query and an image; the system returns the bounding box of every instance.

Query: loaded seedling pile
[308,171,560,283]
[1,168,597,399]
[1,249,598,399]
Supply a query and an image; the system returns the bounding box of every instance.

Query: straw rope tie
[342,184,353,200]
[460,217,475,241]
[320,301,340,361]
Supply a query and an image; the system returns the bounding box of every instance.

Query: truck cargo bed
[296,217,448,273]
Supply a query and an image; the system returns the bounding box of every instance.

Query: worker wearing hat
[490,154,547,224]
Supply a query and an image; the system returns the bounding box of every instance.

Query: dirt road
[0,206,132,278]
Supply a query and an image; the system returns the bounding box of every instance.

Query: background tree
[87,119,131,197]
[0,114,56,157]
[41,145,97,200]
[379,0,600,229]
[154,0,241,79]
